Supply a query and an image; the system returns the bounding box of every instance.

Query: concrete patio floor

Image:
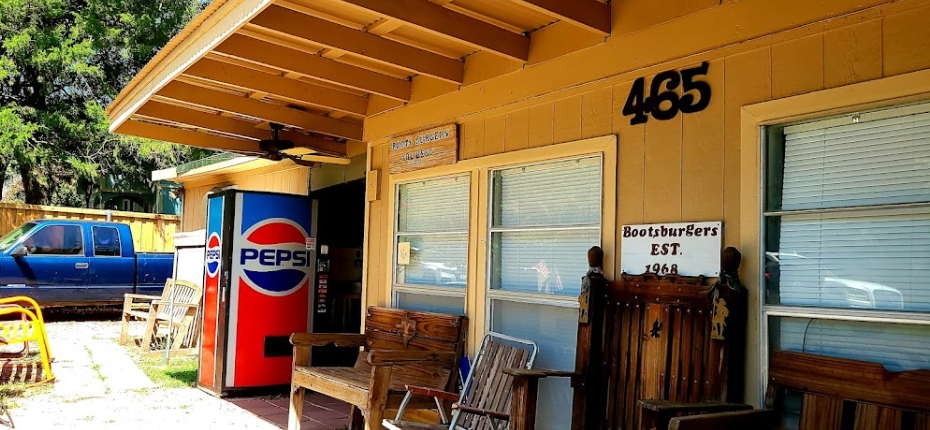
[7,319,349,429]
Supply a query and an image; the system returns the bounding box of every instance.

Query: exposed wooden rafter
[183,57,368,116]
[249,5,465,83]
[214,34,411,101]
[136,100,347,156]
[117,121,262,154]
[157,81,363,140]
[335,0,530,61]
[510,0,611,35]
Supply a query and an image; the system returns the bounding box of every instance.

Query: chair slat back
[578,273,746,430]
[156,280,202,322]
[457,332,538,430]
[354,307,468,392]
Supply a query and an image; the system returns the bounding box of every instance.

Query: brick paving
[227,393,350,429]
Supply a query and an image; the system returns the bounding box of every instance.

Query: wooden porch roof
[105,0,610,162]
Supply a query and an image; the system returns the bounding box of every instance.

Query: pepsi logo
[238,218,313,296]
[205,232,222,278]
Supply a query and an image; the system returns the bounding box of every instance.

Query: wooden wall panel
[723,47,772,248]
[772,35,825,98]
[643,72,683,223]
[504,109,530,152]
[368,144,386,308]
[554,95,583,144]
[528,103,555,148]
[461,120,485,160]
[582,88,613,139]
[612,80,645,270]
[823,19,882,88]
[484,115,506,156]
[681,59,725,221]
[883,4,930,76]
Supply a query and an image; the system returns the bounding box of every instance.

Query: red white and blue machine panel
[199,190,317,396]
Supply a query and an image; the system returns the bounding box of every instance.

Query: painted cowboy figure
[711,247,744,340]
[579,246,607,324]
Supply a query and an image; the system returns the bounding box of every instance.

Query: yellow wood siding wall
[180,165,309,232]
[0,203,180,252]
[360,0,930,405]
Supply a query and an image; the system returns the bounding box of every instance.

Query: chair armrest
[669,409,777,430]
[367,350,456,366]
[152,301,198,308]
[502,368,583,380]
[289,333,366,348]
[640,400,754,415]
[452,404,510,421]
[404,385,459,402]
[124,294,161,302]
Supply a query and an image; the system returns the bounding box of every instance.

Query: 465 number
[622,62,711,125]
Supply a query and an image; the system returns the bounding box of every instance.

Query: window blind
[396,234,468,287]
[399,175,469,233]
[491,229,599,296]
[492,157,601,227]
[781,111,930,210]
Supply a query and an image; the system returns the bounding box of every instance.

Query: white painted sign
[621,222,722,277]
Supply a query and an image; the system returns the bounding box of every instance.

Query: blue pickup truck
[0,220,174,305]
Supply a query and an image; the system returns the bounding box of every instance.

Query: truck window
[92,226,121,257]
[0,222,37,252]
[23,225,83,255]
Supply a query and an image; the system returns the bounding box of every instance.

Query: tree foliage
[0,0,211,207]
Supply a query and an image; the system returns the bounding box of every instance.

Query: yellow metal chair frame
[0,296,54,385]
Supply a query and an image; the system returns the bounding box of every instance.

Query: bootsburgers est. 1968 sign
[621,221,722,277]
[389,124,458,174]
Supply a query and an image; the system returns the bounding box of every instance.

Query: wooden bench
[665,350,930,430]
[509,247,747,430]
[288,307,468,430]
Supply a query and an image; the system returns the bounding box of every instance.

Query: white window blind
[394,175,469,314]
[781,111,930,210]
[765,103,930,375]
[490,156,602,297]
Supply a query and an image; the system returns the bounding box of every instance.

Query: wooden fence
[0,203,181,252]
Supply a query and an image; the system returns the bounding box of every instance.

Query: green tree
[0,0,210,206]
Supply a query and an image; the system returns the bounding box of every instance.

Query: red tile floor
[227,392,351,429]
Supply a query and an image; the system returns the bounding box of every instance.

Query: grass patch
[127,348,198,389]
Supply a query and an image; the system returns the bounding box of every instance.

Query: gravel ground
[8,320,280,430]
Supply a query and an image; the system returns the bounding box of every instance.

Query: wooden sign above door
[388,124,458,174]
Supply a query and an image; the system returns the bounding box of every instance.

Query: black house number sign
[622,62,711,125]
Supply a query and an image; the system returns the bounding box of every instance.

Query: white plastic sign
[621,221,722,277]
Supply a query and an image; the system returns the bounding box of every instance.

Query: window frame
[484,155,604,311]
[384,135,617,352]
[759,102,930,402]
[21,224,85,257]
[91,225,123,258]
[391,173,472,313]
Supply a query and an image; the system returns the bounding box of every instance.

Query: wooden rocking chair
[383,332,539,430]
[120,279,203,357]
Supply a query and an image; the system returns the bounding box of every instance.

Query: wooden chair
[120,279,203,357]
[382,332,539,430]
[120,278,172,346]
[663,350,930,430]
[288,307,468,430]
[508,269,747,430]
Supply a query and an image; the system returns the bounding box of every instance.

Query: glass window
[0,222,37,252]
[393,175,469,314]
[763,103,930,374]
[93,226,121,257]
[23,225,83,255]
[488,156,602,430]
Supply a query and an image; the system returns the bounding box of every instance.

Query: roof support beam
[335,0,529,61]
[510,0,610,35]
[183,58,368,116]
[136,101,347,156]
[249,5,465,83]
[215,34,411,101]
[157,81,363,140]
[116,121,262,154]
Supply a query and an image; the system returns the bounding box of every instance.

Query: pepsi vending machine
[199,190,317,396]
